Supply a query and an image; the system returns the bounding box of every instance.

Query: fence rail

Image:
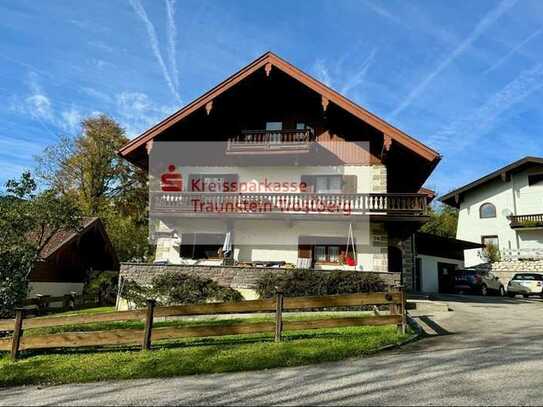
[0,289,406,360]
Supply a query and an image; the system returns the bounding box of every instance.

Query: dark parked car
[454,270,505,296]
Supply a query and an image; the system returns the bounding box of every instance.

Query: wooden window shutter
[298,244,312,259]
[342,175,357,193]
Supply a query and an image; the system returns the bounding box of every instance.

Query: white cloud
[390,0,519,118]
[431,62,543,151]
[61,108,82,132]
[484,28,543,74]
[115,91,177,137]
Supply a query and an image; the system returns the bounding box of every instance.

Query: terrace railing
[150,192,428,216]
[508,213,543,229]
[501,248,543,261]
[226,129,313,154]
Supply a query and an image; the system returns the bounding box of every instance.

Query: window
[314,175,342,194]
[513,273,543,281]
[313,245,342,263]
[296,122,305,130]
[265,122,282,144]
[528,173,543,187]
[481,235,499,249]
[479,203,496,218]
[180,233,226,259]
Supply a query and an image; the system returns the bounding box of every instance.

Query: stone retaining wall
[119,263,401,299]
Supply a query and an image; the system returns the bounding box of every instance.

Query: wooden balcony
[150,192,428,218]
[226,129,313,154]
[508,214,543,229]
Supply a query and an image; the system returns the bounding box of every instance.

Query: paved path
[2,295,543,405]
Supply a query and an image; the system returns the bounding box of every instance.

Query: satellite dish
[502,208,513,217]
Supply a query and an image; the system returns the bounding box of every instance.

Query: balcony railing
[226,129,313,154]
[150,192,428,217]
[508,214,543,229]
[501,248,543,261]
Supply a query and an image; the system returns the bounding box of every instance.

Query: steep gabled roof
[440,156,543,208]
[37,218,118,269]
[119,51,440,165]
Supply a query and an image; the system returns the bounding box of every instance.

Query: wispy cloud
[390,0,519,118]
[340,48,377,95]
[312,59,332,87]
[484,28,543,74]
[165,0,179,92]
[129,0,181,102]
[362,0,405,27]
[115,91,177,137]
[430,63,543,151]
[311,48,377,97]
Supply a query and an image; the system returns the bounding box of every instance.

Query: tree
[35,114,150,262]
[420,203,459,238]
[0,172,82,317]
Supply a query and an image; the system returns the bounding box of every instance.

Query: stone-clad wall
[119,263,401,293]
[473,260,543,286]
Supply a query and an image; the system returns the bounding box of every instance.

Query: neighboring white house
[440,157,543,268]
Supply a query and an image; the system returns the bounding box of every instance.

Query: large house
[118,52,441,293]
[441,156,543,268]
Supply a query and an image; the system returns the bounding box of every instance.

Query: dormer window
[480,203,496,219]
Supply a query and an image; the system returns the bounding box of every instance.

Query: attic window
[528,173,543,187]
[480,203,496,219]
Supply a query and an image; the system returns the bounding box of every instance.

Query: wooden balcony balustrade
[508,214,543,229]
[226,129,314,154]
[150,192,428,216]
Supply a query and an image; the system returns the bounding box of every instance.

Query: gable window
[479,203,496,219]
[528,173,543,187]
[301,175,342,193]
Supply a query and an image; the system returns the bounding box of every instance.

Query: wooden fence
[0,288,406,361]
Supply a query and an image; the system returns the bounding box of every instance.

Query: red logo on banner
[161,164,183,192]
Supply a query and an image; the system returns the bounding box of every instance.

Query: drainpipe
[511,173,521,251]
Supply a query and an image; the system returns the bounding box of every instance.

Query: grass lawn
[0,307,413,387]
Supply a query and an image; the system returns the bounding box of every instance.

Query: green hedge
[121,272,243,307]
[256,269,386,298]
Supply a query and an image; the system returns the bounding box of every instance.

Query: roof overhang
[118,51,441,171]
[440,156,543,208]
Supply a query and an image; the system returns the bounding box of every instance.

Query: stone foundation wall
[119,263,401,300]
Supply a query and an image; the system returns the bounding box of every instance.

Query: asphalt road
[2,295,543,406]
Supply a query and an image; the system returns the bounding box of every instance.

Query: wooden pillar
[274,288,284,343]
[10,308,24,361]
[142,299,156,351]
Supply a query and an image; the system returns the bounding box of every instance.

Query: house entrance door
[437,262,457,293]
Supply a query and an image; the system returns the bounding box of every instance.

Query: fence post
[10,308,24,361]
[274,288,284,343]
[142,299,156,351]
[387,287,397,316]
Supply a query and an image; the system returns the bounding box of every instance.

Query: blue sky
[1,0,543,195]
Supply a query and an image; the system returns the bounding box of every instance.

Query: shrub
[121,272,243,308]
[256,270,386,298]
[83,271,119,305]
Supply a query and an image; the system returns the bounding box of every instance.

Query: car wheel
[507,292,516,298]
[481,284,488,296]
[498,286,505,297]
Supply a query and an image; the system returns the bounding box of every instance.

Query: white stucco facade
[455,165,543,267]
[152,164,391,272]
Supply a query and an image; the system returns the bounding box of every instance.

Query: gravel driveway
[1,295,542,406]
